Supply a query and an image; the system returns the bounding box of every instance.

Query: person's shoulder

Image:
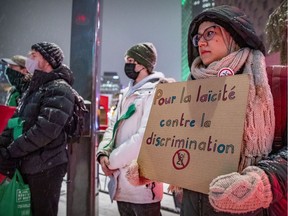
[45,79,69,89]
[45,79,74,98]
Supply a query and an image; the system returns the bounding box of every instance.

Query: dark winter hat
[1,55,27,68]
[31,42,64,69]
[125,42,157,73]
[187,5,266,69]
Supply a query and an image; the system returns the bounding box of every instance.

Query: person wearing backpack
[0,42,75,216]
[97,42,175,216]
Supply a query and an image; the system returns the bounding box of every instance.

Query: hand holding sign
[209,166,272,213]
[126,160,152,186]
[137,75,250,194]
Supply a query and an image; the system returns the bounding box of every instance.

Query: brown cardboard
[137,74,250,194]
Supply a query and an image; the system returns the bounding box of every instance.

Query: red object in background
[0,173,6,184]
[0,105,16,134]
[99,95,109,130]
[266,65,287,148]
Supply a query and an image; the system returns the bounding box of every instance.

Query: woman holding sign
[179,4,287,216]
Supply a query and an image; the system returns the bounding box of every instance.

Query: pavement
[57,168,180,216]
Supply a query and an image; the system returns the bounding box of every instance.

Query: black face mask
[5,67,25,87]
[4,67,30,92]
[124,63,140,80]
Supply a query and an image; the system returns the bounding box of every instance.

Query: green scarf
[103,103,136,152]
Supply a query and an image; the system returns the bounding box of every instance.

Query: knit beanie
[187,5,265,69]
[31,42,64,69]
[125,42,157,73]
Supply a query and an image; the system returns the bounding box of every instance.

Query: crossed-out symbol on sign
[172,149,190,170]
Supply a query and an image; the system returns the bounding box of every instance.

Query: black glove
[0,147,10,161]
[0,147,18,179]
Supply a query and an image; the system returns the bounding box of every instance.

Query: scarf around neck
[190,48,275,171]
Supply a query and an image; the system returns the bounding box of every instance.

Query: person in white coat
[97,42,174,216]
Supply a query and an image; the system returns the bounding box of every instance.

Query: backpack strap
[50,79,88,142]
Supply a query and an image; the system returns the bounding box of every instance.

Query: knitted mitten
[209,166,272,213]
[126,160,151,186]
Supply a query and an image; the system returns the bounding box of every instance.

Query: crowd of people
[0,2,287,216]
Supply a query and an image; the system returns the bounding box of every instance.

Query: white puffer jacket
[98,71,174,203]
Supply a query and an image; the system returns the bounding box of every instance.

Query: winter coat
[181,147,287,216]
[257,147,287,216]
[97,71,174,204]
[0,65,75,175]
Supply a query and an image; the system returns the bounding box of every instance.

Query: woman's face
[196,21,228,66]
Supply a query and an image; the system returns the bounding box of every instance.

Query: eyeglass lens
[192,26,217,47]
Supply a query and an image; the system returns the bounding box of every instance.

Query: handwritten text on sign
[137,75,250,194]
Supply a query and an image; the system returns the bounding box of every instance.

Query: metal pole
[67,0,102,215]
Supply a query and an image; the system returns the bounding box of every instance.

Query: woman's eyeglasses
[191,25,219,47]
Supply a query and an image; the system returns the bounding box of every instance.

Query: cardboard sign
[137,74,250,194]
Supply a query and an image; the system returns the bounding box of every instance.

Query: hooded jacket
[97,71,174,204]
[1,65,75,174]
[187,5,265,70]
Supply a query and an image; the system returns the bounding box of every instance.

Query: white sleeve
[108,93,154,169]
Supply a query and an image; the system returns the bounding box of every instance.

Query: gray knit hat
[125,42,157,73]
[31,42,64,69]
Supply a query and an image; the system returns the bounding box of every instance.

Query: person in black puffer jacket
[0,42,75,216]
